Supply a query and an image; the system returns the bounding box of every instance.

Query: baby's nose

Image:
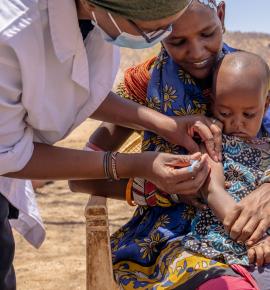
[231,117,244,130]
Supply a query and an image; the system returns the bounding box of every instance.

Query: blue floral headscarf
[142,43,236,154]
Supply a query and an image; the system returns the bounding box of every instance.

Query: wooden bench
[85,135,141,290]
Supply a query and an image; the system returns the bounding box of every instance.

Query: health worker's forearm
[91,91,176,137]
[4,143,141,180]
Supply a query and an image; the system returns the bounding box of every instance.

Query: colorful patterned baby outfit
[182,135,270,265]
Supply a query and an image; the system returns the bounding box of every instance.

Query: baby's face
[212,83,267,139]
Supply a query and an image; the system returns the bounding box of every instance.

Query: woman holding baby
[70,0,270,289]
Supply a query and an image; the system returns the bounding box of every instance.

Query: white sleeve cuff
[0,127,34,175]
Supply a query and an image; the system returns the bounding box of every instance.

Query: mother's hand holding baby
[161,114,223,161]
[224,183,270,246]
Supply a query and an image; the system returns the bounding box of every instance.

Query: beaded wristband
[111,152,120,180]
[103,151,121,181]
[85,142,115,180]
[103,151,112,180]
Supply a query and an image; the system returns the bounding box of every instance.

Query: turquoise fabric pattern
[182,135,270,265]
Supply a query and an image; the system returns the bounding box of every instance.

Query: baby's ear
[208,92,215,109]
[265,90,270,112]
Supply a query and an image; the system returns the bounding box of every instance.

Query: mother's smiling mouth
[187,57,213,69]
[193,59,209,65]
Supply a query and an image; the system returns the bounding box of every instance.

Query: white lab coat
[0,0,120,247]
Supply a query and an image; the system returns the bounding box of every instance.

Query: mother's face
[162,1,225,80]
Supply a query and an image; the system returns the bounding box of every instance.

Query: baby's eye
[219,111,231,117]
[243,112,256,119]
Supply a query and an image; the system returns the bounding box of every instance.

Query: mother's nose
[187,39,206,60]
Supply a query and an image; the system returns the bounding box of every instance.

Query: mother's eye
[201,31,215,38]
[170,39,186,46]
[201,27,217,38]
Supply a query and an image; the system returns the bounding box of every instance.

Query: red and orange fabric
[116,57,156,104]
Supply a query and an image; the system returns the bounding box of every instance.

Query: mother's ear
[217,1,226,31]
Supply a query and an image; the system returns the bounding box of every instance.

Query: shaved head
[196,0,217,11]
[211,50,270,138]
[189,0,218,16]
[213,51,270,100]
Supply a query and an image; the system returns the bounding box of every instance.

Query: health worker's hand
[136,151,210,195]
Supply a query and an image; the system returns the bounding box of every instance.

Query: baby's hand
[247,235,270,266]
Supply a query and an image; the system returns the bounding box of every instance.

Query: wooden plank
[85,196,119,290]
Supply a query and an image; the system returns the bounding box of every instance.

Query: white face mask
[91,12,172,49]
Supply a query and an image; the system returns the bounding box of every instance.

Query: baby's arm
[200,154,237,223]
[201,149,270,265]
[69,122,134,199]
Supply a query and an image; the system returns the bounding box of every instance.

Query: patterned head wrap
[86,0,192,20]
[197,0,217,11]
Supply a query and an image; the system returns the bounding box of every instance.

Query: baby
[182,50,270,289]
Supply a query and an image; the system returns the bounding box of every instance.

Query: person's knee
[248,264,270,290]
[0,196,15,269]
[0,218,16,289]
[0,222,15,268]
[197,276,258,290]
[0,195,9,222]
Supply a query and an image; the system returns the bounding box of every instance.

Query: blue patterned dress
[182,135,270,266]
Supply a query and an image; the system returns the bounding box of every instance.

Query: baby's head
[211,51,270,138]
